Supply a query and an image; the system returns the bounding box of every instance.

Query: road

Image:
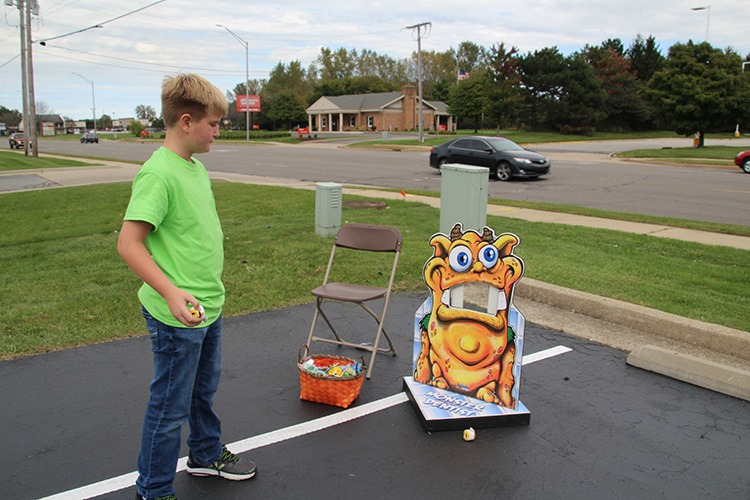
[2,137,748,498]
[24,136,750,227]
[2,296,748,499]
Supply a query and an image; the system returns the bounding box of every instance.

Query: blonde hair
[161,73,228,127]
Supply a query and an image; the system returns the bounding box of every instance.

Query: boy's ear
[178,113,193,131]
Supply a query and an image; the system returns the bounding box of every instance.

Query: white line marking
[39,345,570,500]
[523,345,573,364]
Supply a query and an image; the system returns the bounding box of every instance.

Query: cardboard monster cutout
[404,223,530,431]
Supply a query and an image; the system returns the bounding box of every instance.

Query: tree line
[225,35,749,140]
[3,35,747,140]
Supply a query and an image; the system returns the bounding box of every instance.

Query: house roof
[37,114,64,124]
[307,91,449,115]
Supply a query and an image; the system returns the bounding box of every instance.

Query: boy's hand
[166,289,204,327]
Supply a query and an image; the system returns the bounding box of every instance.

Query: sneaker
[186,445,256,481]
[135,494,176,500]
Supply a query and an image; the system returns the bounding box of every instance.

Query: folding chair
[306,223,403,379]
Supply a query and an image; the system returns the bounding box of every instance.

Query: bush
[129,120,145,137]
[219,130,291,140]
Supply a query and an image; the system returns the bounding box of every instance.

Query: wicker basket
[298,347,365,408]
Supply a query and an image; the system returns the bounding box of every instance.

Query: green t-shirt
[124,146,225,327]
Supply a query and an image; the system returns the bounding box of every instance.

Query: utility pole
[18,0,30,156]
[11,0,38,157]
[406,22,431,143]
[25,0,38,155]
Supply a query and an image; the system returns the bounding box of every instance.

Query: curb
[627,346,750,402]
[514,279,750,400]
[516,279,750,362]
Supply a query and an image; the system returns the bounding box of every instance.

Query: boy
[118,73,256,500]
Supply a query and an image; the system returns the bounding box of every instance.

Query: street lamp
[112,111,117,139]
[217,24,250,142]
[691,5,711,42]
[72,72,97,133]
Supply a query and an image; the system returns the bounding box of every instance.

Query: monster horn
[450,223,463,241]
[482,227,495,242]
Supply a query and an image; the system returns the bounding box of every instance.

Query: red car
[8,132,24,149]
[735,150,750,173]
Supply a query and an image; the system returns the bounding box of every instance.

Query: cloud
[0,0,746,120]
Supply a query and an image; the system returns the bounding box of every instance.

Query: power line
[39,44,268,75]
[35,0,166,45]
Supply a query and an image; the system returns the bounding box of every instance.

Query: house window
[367,115,374,128]
[320,117,327,129]
[349,116,356,127]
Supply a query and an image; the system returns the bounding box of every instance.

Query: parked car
[734,150,750,173]
[9,132,24,149]
[429,136,551,181]
[80,132,99,144]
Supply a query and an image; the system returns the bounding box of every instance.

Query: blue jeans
[136,307,223,498]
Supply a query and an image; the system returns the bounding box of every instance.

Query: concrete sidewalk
[1,159,748,400]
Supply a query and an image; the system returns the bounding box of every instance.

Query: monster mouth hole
[441,282,508,315]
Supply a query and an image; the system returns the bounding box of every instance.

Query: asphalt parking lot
[2,294,748,499]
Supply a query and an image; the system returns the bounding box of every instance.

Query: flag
[457,69,470,81]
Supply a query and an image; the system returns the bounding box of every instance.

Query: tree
[35,101,53,115]
[135,105,156,121]
[151,116,165,130]
[417,49,459,98]
[316,47,358,81]
[0,105,22,128]
[456,41,486,74]
[449,73,489,132]
[627,35,664,82]
[582,43,651,131]
[264,61,311,99]
[646,41,750,145]
[484,42,523,129]
[267,92,307,130]
[518,47,606,133]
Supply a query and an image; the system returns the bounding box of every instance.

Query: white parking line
[39,345,571,500]
[523,345,573,364]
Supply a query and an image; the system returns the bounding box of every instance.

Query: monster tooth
[441,289,451,306]
[497,289,507,311]
[487,286,498,314]
[487,287,508,313]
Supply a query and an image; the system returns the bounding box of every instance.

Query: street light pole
[73,72,96,134]
[217,24,250,141]
[691,5,711,42]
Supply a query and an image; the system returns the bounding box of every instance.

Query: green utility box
[315,182,342,237]
[439,164,489,234]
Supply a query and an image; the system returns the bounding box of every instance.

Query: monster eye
[449,245,473,272]
[479,245,499,268]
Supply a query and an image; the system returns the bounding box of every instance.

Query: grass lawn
[0,150,98,171]
[1,182,748,360]
[617,145,746,163]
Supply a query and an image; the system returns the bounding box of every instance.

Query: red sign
[236,95,261,112]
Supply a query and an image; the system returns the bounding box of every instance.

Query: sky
[1,0,748,123]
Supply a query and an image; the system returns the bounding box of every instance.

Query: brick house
[306,85,454,132]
